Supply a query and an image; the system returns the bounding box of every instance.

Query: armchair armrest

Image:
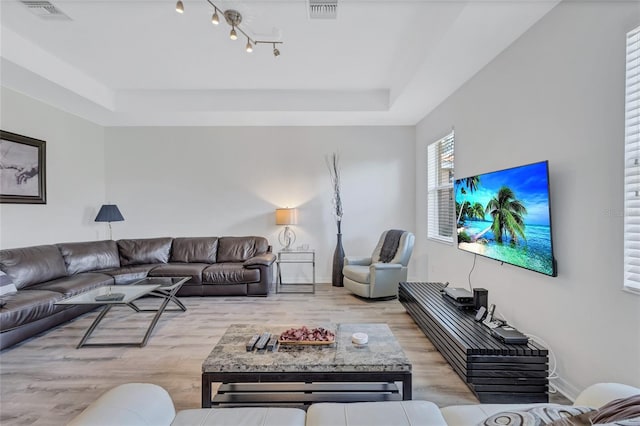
[243,253,276,268]
[371,262,403,270]
[344,256,372,266]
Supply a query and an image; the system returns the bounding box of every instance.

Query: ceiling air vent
[308,0,337,19]
[19,0,71,20]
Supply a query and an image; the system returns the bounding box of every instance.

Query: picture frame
[0,130,46,204]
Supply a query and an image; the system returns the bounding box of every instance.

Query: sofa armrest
[243,253,276,268]
[574,383,640,408]
[344,256,372,266]
[68,383,175,426]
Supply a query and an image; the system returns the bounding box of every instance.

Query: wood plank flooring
[0,283,567,425]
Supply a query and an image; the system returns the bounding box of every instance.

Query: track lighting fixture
[176,0,283,56]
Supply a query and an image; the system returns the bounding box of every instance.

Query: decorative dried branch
[326,152,343,233]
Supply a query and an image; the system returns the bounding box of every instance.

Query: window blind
[427,131,455,243]
[624,26,640,294]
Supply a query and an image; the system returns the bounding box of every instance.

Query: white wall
[104,126,416,282]
[416,1,640,397]
[0,87,106,248]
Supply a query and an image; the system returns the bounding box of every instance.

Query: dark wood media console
[399,282,548,403]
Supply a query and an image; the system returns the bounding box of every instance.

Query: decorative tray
[277,326,335,346]
[277,339,335,346]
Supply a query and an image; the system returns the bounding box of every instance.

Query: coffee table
[201,323,412,407]
[56,276,189,348]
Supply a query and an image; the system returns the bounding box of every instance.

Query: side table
[276,249,316,294]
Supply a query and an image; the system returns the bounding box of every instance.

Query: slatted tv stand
[399,282,548,403]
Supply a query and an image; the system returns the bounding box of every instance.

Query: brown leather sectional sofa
[0,236,275,350]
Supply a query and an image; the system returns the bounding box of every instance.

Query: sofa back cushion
[117,237,173,266]
[217,237,269,263]
[170,237,218,263]
[0,245,68,289]
[57,240,120,275]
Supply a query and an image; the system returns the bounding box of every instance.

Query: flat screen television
[454,160,557,277]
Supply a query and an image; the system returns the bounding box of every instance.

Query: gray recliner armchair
[342,230,415,299]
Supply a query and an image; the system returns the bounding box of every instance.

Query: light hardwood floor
[0,283,567,425]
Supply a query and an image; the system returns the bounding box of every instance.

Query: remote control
[266,336,278,351]
[246,334,260,352]
[255,332,271,350]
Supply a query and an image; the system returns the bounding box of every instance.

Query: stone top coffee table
[201,323,412,407]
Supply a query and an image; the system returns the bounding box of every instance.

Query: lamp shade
[95,204,124,222]
[275,208,297,225]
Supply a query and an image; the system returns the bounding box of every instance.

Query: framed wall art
[0,130,46,204]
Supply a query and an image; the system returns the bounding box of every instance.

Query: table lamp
[275,207,297,250]
[95,204,124,240]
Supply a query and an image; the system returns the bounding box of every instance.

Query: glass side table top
[56,285,160,305]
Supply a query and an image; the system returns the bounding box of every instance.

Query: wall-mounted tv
[454,160,557,277]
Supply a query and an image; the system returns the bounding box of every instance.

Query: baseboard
[551,376,581,403]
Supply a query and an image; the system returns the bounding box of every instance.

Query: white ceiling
[0,0,559,126]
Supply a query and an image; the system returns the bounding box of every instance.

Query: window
[427,131,455,243]
[624,26,640,294]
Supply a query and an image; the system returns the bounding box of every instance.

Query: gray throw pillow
[479,406,595,426]
[0,270,17,296]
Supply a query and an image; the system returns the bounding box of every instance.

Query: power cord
[467,254,477,292]
[525,333,559,394]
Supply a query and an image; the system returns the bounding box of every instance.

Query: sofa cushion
[477,406,594,426]
[0,245,68,289]
[217,237,269,263]
[306,401,447,426]
[117,237,173,266]
[170,237,218,263]
[172,407,306,426]
[67,383,176,426]
[343,265,370,283]
[0,289,65,331]
[98,264,156,284]
[202,263,260,284]
[441,403,560,426]
[149,263,207,283]
[56,240,120,275]
[29,273,113,297]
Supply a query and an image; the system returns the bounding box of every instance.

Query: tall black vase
[332,233,345,287]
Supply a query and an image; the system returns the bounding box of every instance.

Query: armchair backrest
[371,230,415,266]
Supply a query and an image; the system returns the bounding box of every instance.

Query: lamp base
[278,226,296,250]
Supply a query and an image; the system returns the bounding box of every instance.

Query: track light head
[176,0,184,14]
[230,26,237,40]
[211,9,219,25]
[273,44,280,57]
[246,38,253,53]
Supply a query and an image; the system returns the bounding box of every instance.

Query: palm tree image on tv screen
[454,161,557,277]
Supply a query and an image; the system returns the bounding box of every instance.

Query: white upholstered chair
[342,230,415,299]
